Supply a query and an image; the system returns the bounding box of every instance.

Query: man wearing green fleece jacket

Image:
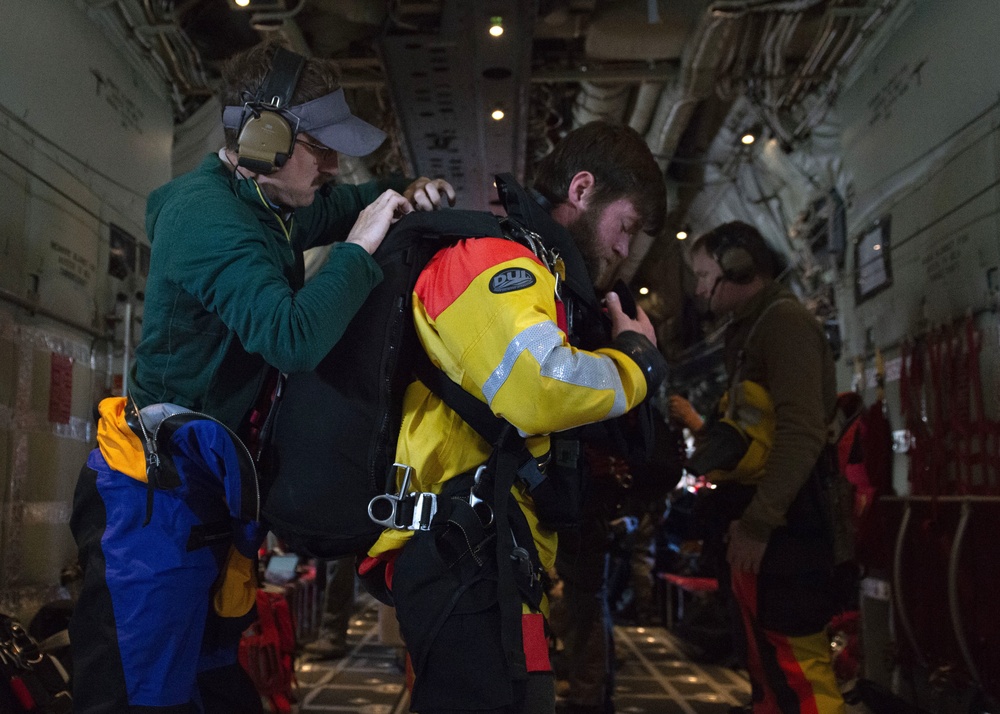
[689,221,844,714]
[70,41,453,713]
[132,48,453,432]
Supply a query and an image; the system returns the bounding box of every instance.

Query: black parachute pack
[261,194,578,559]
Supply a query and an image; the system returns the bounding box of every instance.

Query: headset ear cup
[719,246,756,284]
[236,109,295,174]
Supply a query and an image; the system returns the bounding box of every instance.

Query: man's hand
[403,177,457,211]
[668,395,704,432]
[345,190,414,254]
[726,520,768,574]
[605,292,657,346]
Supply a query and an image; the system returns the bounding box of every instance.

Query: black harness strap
[412,355,506,444]
[491,429,529,680]
[411,353,542,679]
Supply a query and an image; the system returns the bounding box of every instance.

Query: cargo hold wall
[0,0,172,619]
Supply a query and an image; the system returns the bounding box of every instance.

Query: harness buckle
[410,492,438,531]
[368,463,414,529]
[368,463,439,531]
[469,465,494,527]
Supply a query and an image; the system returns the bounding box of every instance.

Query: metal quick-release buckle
[469,465,494,527]
[409,492,438,531]
[368,463,439,531]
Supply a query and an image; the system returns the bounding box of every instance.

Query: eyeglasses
[295,138,337,162]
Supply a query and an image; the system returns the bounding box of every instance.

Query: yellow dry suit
[686,379,776,484]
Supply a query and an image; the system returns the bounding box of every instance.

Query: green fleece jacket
[131,153,409,430]
[723,280,837,541]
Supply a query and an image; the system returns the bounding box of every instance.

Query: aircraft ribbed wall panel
[834,2,1000,704]
[839,0,1000,210]
[0,0,172,620]
[833,0,1000,476]
[0,0,173,198]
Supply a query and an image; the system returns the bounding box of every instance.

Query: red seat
[657,573,719,628]
[659,573,719,593]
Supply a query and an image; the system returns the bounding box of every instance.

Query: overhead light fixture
[676,229,688,240]
[638,287,649,295]
[228,0,285,8]
[491,108,505,121]
[741,133,756,145]
[489,16,504,37]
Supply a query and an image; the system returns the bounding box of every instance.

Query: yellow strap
[213,546,259,618]
[251,179,293,243]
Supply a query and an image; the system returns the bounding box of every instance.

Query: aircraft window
[855,216,892,302]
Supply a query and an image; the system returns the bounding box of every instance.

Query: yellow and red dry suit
[366,233,659,713]
[707,283,844,714]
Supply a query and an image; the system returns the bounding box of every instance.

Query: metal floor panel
[291,596,875,714]
[292,595,754,714]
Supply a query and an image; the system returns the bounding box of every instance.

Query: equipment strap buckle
[509,532,542,588]
[368,463,439,531]
[469,465,494,527]
[409,492,438,531]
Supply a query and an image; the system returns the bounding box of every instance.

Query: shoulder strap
[412,353,506,445]
[378,208,505,254]
[411,352,534,680]
[739,296,796,364]
[727,296,796,419]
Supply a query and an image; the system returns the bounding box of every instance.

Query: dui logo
[489,268,536,294]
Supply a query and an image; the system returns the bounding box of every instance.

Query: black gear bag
[261,208,507,558]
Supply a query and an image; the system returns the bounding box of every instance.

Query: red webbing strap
[246,590,295,714]
[955,319,974,492]
[904,317,1000,498]
[925,328,948,501]
[978,325,996,493]
[964,316,999,494]
[949,322,973,494]
[901,339,930,495]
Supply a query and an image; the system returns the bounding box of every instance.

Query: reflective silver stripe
[481,321,628,418]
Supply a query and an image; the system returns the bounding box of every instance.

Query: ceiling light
[741,133,756,145]
[489,17,504,37]
[676,230,688,240]
[228,0,287,10]
[491,108,505,121]
[638,287,649,295]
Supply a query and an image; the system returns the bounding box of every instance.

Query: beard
[569,203,615,293]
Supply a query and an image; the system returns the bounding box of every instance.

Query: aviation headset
[712,231,758,285]
[236,47,307,174]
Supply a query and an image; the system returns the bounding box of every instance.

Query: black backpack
[261,208,514,558]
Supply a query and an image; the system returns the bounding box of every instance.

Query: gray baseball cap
[223,88,387,157]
